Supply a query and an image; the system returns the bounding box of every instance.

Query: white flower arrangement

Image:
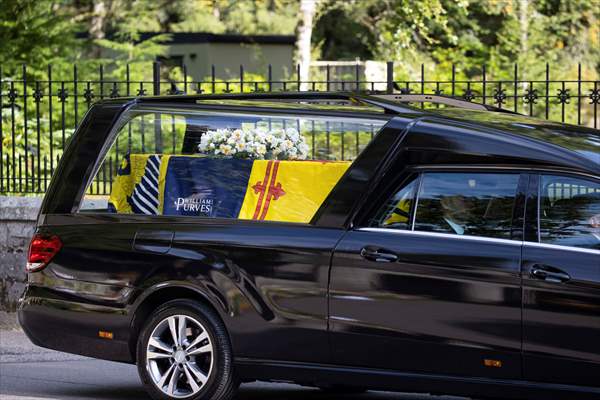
[197,126,310,160]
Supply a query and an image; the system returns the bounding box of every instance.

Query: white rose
[255,144,267,155]
[243,130,253,141]
[232,129,243,140]
[220,144,232,156]
[235,142,246,152]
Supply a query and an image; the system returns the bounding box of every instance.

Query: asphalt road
[0,329,465,400]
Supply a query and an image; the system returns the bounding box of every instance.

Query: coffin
[108,154,350,223]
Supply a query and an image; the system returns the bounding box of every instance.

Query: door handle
[530,265,571,283]
[360,247,398,263]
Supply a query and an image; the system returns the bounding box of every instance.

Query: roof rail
[370,94,489,111]
[137,91,505,114]
[198,91,425,114]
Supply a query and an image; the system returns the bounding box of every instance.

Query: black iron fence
[1,61,599,194]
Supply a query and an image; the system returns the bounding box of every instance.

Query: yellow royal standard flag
[238,160,350,223]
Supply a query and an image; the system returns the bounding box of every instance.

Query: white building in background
[141,32,296,82]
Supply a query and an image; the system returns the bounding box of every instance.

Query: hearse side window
[78,107,386,224]
[413,172,520,239]
[368,177,418,230]
[539,175,600,250]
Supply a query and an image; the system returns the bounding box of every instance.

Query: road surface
[1,328,464,400]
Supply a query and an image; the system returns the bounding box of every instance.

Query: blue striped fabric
[127,155,161,215]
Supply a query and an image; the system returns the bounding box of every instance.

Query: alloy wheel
[146,315,214,398]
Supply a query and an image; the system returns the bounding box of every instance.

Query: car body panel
[32,214,345,364]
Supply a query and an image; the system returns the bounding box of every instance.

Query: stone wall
[0,196,42,311]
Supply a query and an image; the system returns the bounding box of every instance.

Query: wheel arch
[128,282,231,362]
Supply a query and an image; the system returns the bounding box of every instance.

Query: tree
[296,0,318,90]
[313,7,375,61]
[168,0,299,35]
[88,1,171,80]
[0,0,85,78]
[312,0,599,81]
[88,0,108,58]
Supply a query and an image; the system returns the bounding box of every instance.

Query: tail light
[27,234,62,272]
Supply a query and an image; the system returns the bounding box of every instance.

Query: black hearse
[18,92,600,400]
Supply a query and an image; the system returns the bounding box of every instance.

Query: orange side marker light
[99,331,114,340]
[484,359,502,368]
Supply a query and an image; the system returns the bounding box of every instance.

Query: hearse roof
[430,108,600,169]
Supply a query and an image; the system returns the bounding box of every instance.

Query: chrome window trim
[356,228,600,254]
[411,165,600,182]
[356,227,521,246]
[523,241,600,255]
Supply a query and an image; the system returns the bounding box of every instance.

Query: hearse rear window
[79,107,387,223]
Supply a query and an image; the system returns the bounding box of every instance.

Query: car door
[522,173,600,387]
[329,170,527,379]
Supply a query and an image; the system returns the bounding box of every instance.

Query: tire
[136,299,239,400]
